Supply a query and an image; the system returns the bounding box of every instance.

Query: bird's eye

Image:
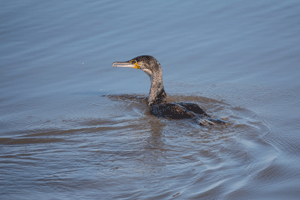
[130,60,137,64]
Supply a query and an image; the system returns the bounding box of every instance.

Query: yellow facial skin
[130,60,141,69]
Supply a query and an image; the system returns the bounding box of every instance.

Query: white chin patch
[142,69,152,76]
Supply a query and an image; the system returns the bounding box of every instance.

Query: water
[1,0,300,199]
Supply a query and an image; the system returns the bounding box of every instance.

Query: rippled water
[1,0,300,199]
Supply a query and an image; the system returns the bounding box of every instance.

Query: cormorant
[112,55,226,125]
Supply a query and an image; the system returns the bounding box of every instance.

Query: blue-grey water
[1,0,300,199]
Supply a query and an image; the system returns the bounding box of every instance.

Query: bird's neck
[148,70,166,106]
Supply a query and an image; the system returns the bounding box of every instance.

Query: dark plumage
[112,55,226,125]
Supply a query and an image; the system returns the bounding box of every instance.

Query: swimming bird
[112,55,226,125]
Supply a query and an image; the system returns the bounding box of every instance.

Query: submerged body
[112,55,226,125]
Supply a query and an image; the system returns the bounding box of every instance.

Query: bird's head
[112,55,162,79]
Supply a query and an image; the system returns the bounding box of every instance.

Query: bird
[112,55,226,126]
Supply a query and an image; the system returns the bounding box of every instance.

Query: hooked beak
[112,61,141,69]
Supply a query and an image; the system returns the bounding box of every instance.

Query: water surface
[1,0,300,199]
